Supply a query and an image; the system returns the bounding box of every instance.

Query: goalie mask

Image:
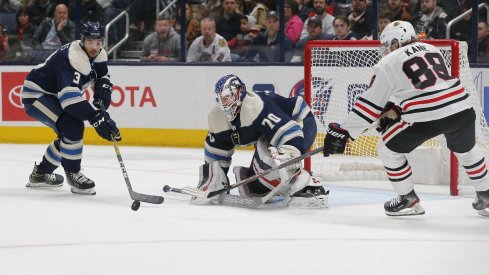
[380,20,416,56]
[214,74,247,121]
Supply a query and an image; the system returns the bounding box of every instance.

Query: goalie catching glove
[323,123,349,157]
[269,145,301,173]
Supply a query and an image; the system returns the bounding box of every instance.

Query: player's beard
[86,48,100,59]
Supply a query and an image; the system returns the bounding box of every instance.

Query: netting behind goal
[303,40,489,195]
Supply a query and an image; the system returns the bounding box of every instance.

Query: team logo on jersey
[1,72,34,121]
[219,38,227,48]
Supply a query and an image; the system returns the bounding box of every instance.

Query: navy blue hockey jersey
[22,41,110,121]
[205,91,313,168]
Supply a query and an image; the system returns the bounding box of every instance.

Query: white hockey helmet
[380,20,416,56]
[214,74,247,121]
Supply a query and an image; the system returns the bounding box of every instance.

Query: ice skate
[26,163,63,187]
[287,185,329,209]
[472,190,489,217]
[384,190,425,216]
[65,171,96,195]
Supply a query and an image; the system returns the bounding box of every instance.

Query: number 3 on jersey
[402,52,452,89]
[262,113,281,129]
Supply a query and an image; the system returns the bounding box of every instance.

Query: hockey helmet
[81,21,105,40]
[214,74,247,121]
[380,20,416,56]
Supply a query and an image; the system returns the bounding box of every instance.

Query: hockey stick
[99,104,164,205]
[165,146,324,199]
[111,139,164,204]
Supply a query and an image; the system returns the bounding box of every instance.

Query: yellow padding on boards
[0,126,208,147]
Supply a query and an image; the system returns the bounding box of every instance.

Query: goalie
[191,74,328,209]
[323,21,489,216]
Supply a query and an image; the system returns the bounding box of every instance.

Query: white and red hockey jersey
[342,41,473,139]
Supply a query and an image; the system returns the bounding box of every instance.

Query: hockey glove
[269,145,302,174]
[93,78,113,110]
[89,111,121,142]
[376,102,401,133]
[323,123,349,157]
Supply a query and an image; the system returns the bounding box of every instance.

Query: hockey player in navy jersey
[21,21,121,195]
[191,74,328,208]
[323,21,489,216]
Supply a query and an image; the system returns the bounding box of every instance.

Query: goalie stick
[164,146,324,199]
[163,184,283,209]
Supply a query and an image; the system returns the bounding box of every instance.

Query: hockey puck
[163,185,171,192]
[131,200,140,211]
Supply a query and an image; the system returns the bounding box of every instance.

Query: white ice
[0,144,488,275]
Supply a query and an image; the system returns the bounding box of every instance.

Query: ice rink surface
[0,144,488,275]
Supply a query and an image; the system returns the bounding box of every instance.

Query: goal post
[303,39,487,196]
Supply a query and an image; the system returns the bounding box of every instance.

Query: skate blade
[70,187,96,195]
[26,182,63,187]
[476,209,489,217]
[386,203,425,216]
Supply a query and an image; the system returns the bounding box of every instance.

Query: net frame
[303,39,476,196]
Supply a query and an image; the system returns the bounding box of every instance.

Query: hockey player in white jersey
[191,74,328,208]
[21,21,121,195]
[322,21,489,216]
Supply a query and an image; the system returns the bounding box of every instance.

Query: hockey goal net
[303,40,489,195]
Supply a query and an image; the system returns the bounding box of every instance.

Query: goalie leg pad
[233,166,253,198]
[190,162,229,205]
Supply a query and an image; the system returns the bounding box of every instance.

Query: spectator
[387,0,411,21]
[284,0,303,45]
[5,34,32,62]
[412,0,463,21]
[0,22,8,61]
[241,0,255,15]
[478,21,489,62]
[31,3,74,50]
[292,16,328,62]
[297,0,312,22]
[377,10,392,36]
[245,11,293,62]
[187,17,231,62]
[450,4,471,42]
[0,0,20,12]
[300,0,334,40]
[172,2,191,35]
[215,0,242,42]
[364,10,393,40]
[326,15,357,40]
[68,0,105,24]
[14,6,36,48]
[28,0,56,27]
[140,16,180,62]
[347,0,372,39]
[228,14,256,61]
[410,0,448,39]
[250,0,273,30]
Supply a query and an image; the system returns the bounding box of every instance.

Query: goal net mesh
[304,40,489,194]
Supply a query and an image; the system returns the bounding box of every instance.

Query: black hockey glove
[323,123,349,157]
[93,78,113,110]
[376,116,396,133]
[376,102,401,133]
[89,111,121,142]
